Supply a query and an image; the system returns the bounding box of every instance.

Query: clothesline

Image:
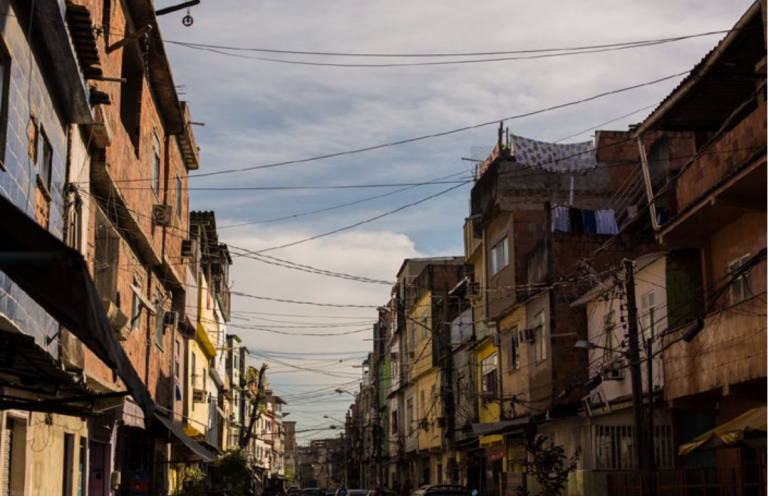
[552,206,618,234]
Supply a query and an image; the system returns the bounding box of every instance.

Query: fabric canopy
[153,412,216,463]
[510,134,597,172]
[471,418,528,437]
[0,194,154,422]
[679,406,767,456]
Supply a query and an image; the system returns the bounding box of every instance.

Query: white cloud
[155,0,755,441]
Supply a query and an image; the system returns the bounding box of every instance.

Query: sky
[154,0,755,443]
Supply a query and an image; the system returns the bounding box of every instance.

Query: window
[176,173,182,216]
[534,311,547,362]
[508,326,520,371]
[63,433,75,496]
[37,127,53,193]
[174,340,181,377]
[481,353,498,401]
[641,291,656,341]
[411,322,417,346]
[154,288,164,348]
[191,353,197,388]
[152,133,161,196]
[120,41,143,155]
[93,209,120,302]
[596,425,633,470]
[603,310,618,361]
[66,191,84,253]
[77,437,85,496]
[130,278,143,332]
[728,254,753,304]
[490,236,509,275]
[391,410,398,434]
[421,311,428,339]
[420,390,426,419]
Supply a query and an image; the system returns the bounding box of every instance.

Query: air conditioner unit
[491,334,502,347]
[103,300,130,340]
[193,390,206,403]
[153,204,173,226]
[603,361,626,381]
[436,417,446,428]
[519,328,535,344]
[467,282,481,299]
[418,419,429,431]
[181,238,197,258]
[390,352,398,360]
[408,350,415,359]
[164,311,179,330]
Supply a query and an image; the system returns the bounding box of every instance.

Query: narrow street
[0,1,765,495]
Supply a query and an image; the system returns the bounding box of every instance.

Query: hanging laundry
[510,134,598,172]
[596,210,619,234]
[570,207,584,233]
[552,205,571,232]
[582,210,597,234]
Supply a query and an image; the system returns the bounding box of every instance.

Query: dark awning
[471,418,529,437]
[0,194,154,421]
[153,413,216,463]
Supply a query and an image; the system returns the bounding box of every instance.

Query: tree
[216,449,252,496]
[516,425,580,496]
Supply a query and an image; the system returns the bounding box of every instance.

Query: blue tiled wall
[0,5,70,356]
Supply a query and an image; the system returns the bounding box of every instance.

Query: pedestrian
[401,479,412,496]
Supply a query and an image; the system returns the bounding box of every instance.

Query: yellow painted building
[184,271,218,438]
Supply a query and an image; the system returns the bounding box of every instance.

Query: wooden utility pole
[240,363,268,449]
[624,260,648,473]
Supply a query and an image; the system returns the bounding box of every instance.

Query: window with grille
[603,310,618,361]
[154,288,164,348]
[534,311,547,362]
[152,133,161,196]
[130,278,143,332]
[422,311,429,339]
[728,254,753,304]
[641,291,656,341]
[595,424,673,470]
[481,353,498,401]
[490,236,509,275]
[176,173,182,216]
[508,326,520,370]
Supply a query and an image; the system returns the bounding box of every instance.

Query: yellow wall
[417,371,441,450]
[499,306,529,419]
[197,272,218,357]
[408,290,433,381]
[186,339,210,438]
[27,413,88,496]
[475,336,501,447]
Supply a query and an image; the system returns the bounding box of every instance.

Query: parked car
[410,486,474,496]
[326,489,338,496]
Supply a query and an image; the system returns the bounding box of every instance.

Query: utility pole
[440,284,457,483]
[240,363,268,449]
[646,337,655,469]
[623,260,648,473]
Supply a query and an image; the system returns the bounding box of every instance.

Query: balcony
[662,293,767,401]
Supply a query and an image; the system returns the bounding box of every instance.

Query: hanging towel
[510,134,598,172]
[583,210,597,234]
[552,206,571,232]
[570,207,584,233]
[596,210,619,234]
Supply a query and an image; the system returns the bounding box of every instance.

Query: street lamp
[324,415,345,423]
[335,388,357,397]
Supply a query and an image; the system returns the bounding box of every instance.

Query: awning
[0,194,154,421]
[154,412,216,463]
[679,406,767,456]
[471,418,529,437]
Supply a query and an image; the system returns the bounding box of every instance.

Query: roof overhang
[0,193,154,422]
[124,0,184,134]
[635,2,765,134]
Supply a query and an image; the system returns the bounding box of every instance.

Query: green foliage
[216,449,252,496]
[173,465,207,496]
[516,426,581,496]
